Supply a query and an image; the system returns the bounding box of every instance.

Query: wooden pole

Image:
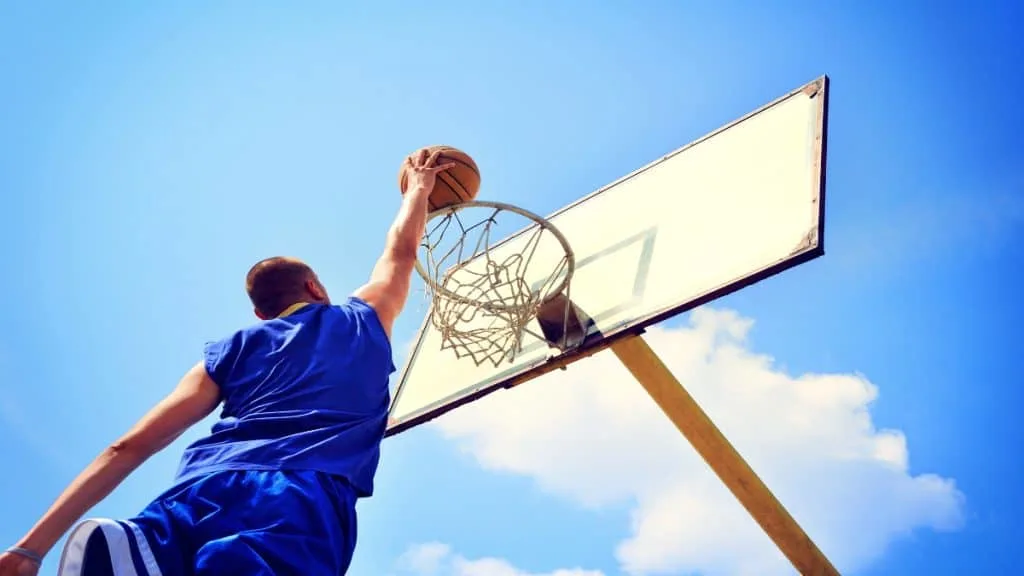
[610,335,839,576]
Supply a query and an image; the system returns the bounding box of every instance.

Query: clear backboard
[387,76,829,437]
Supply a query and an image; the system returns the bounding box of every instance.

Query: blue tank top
[174,297,395,498]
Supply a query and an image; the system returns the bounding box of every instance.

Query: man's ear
[305,278,327,302]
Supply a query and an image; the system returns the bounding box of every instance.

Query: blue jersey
[173,297,394,497]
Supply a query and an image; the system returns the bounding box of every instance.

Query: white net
[418,202,574,368]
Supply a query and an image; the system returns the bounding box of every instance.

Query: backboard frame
[386,75,830,438]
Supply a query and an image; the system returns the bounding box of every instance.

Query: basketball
[398,145,480,210]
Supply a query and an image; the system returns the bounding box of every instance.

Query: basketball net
[417,201,575,368]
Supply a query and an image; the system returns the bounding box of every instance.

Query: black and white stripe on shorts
[57,519,163,576]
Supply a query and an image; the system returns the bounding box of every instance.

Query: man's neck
[277,302,310,318]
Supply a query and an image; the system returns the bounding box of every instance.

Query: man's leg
[56,477,203,576]
[185,470,358,576]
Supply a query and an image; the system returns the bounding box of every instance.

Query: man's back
[3,149,450,576]
[176,297,395,497]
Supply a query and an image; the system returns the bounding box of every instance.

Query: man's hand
[0,552,40,576]
[404,147,457,197]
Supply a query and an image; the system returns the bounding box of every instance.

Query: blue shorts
[57,470,358,576]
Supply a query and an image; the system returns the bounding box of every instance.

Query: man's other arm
[10,362,220,560]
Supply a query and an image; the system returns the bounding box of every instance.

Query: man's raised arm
[353,148,455,336]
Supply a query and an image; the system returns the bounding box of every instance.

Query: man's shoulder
[320,298,389,336]
[326,298,395,370]
[338,297,391,346]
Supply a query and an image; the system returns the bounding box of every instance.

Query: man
[0,148,455,576]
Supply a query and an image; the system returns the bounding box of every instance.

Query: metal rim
[415,200,576,312]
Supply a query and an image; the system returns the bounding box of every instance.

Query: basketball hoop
[415,200,575,368]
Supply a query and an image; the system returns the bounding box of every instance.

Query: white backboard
[387,77,829,436]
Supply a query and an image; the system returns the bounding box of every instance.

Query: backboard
[387,76,829,437]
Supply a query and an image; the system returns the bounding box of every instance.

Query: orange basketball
[398,145,480,210]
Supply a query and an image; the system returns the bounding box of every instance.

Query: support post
[609,335,839,576]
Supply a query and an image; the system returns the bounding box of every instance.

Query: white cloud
[395,543,605,576]
[425,308,965,575]
[396,542,453,576]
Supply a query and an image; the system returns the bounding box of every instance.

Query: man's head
[245,257,330,319]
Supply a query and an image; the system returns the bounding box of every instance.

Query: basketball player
[0,148,455,576]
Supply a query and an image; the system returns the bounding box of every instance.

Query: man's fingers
[424,148,444,168]
[407,149,454,174]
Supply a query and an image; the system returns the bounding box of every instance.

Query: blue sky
[1,2,1021,575]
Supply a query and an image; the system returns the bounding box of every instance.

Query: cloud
[426,308,965,575]
[395,543,605,576]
